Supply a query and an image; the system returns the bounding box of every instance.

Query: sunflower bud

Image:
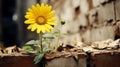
[60,20,65,25]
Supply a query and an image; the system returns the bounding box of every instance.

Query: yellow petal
[46,29,50,32]
[25,12,35,19]
[31,24,38,31]
[37,26,42,34]
[36,4,41,12]
[47,22,56,25]
[45,24,51,32]
[28,8,33,13]
[31,5,39,16]
[47,6,52,12]
[25,15,35,19]
[41,25,46,33]
[45,24,54,30]
[40,3,45,11]
[47,17,57,22]
[27,24,34,30]
[36,3,40,7]
[47,10,56,18]
[44,4,51,14]
[24,19,35,24]
[41,3,45,8]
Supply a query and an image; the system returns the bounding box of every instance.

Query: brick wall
[18,0,120,46]
[41,0,120,45]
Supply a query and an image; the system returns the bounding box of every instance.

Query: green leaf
[43,48,51,53]
[53,30,61,35]
[33,49,50,64]
[22,46,36,53]
[34,53,45,64]
[22,46,32,50]
[25,40,39,45]
[63,33,67,35]
[25,50,36,53]
[43,34,54,39]
[53,31,59,34]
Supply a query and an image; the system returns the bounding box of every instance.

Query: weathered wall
[41,0,90,45]
[41,0,120,45]
[0,0,2,40]
[88,0,120,43]
[17,0,120,46]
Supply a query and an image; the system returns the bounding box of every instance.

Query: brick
[92,0,101,7]
[115,0,120,20]
[90,49,120,67]
[45,52,87,67]
[45,57,78,67]
[90,26,115,42]
[92,0,109,7]
[97,1,115,24]
[0,55,38,67]
[82,26,115,44]
[89,1,115,25]
[88,8,98,25]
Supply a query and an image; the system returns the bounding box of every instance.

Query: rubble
[90,39,120,50]
[45,38,120,60]
[0,45,27,56]
[0,38,120,60]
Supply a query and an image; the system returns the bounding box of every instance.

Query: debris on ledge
[0,45,29,57]
[91,39,120,50]
[0,39,120,60]
[45,38,120,60]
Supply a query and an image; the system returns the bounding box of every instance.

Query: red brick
[90,50,120,67]
[0,55,38,67]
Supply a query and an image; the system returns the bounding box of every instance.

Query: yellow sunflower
[24,3,57,33]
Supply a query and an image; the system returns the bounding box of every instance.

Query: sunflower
[24,3,57,33]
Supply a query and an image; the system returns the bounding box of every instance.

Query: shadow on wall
[1,0,20,47]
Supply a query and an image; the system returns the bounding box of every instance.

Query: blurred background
[0,0,120,47]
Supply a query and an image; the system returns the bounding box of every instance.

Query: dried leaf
[5,45,19,54]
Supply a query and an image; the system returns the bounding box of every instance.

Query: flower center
[37,16,46,25]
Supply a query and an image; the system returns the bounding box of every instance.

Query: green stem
[56,24,61,50]
[39,33,43,52]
